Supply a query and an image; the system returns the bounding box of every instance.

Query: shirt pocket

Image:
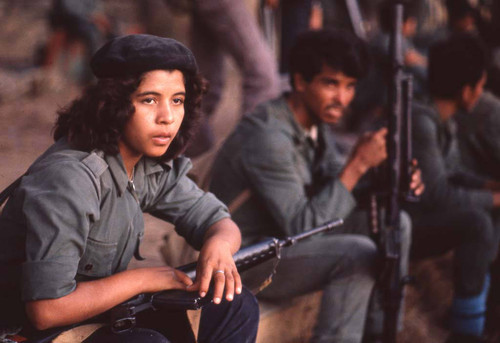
[77,237,118,278]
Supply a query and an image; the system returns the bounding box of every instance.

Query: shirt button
[85,264,93,271]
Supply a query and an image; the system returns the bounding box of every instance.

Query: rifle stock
[110,219,343,333]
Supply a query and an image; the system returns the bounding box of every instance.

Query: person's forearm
[339,127,387,191]
[26,268,149,330]
[338,155,369,191]
[203,217,242,255]
[26,264,193,330]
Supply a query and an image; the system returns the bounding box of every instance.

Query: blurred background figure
[262,0,323,76]
[343,0,428,133]
[446,0,479,34]
[444,0,500,97]
[372,0,427,91]
[159,0,281,157]
[40,0,114,85]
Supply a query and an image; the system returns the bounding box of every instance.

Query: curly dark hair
[289,29,371,90]
[53,70,207,161]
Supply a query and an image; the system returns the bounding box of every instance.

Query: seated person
[348,0,427,133]
[0,34,258,343]
[406,33,500,343]
[210,29,423,343]
[455,90,500,179]
[372,1,427,87]
[446,0,479,34]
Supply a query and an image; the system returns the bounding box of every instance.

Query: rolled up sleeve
[146,158,230,250]
[20,161,100,301]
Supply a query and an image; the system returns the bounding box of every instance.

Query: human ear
[293,73,307,92]
[461,85,473,105]
[402,17,417,37]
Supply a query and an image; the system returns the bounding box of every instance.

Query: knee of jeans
[233,287,260,322]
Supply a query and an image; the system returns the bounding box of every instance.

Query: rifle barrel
[279,218,344,247]
[181,218,344,280]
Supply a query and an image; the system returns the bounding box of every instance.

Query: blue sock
[450,274,490,336]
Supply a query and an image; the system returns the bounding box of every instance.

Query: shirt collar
[105,154,169,196]
[305,125,319,147]
[279,96,324,149]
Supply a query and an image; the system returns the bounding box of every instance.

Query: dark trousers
[410,208,500,296]
[28,288,259,343]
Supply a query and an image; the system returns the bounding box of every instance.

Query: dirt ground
[0,2,462,342]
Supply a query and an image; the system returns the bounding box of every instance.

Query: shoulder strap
[0,175,24,207]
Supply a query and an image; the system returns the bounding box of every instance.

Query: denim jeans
[257,210,411,343]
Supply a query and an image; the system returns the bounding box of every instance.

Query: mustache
[325,103,344,111]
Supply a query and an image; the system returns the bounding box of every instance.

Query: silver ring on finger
[214,270,225,276]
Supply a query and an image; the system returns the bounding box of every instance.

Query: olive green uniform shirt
[0,139,229,324]
[210,96,356,245]
[408,101,493,215]
[455,91,500,178]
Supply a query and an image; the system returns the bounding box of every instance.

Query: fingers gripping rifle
[110,219,344,333]
[369,2,418,342]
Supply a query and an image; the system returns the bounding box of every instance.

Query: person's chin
[323,112,342,124]
[147,146,169,158]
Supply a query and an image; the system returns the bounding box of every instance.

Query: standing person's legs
[188,0,280,157]
[190,8,225,119]
[258,234,379,343]
[68,17,103,84]
[186,8,225,157]
[194,0,280,115]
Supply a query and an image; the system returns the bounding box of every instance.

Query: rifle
[345,0,367,40]
[109,218,344,333]
[370,2,418,342]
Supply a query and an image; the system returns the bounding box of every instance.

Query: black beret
[90,34,198,78]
